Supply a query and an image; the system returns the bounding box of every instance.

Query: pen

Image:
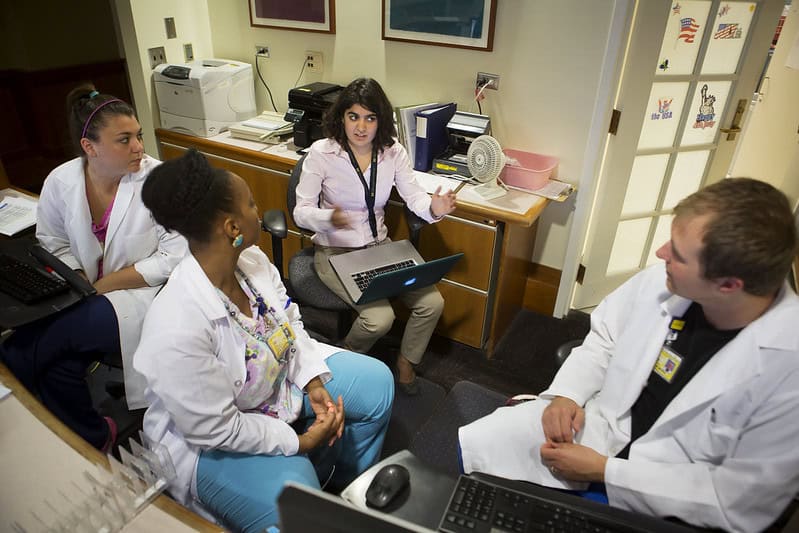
[0,202,7,210]
[44,265,67,282]
[453,181,467,194]
[284,297,292,309]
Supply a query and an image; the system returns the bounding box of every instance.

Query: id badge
[653,346,683,383]
[267,323,295,360]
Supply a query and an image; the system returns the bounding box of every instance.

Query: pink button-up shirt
[293,138,437,248]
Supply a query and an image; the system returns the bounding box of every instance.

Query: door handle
[720,98,748,141]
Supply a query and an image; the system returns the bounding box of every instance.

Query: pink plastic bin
[500,149,559,191]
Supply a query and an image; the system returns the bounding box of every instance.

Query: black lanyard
[344,144,379,239]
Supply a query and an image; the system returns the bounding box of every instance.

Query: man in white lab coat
[459,178,799,532]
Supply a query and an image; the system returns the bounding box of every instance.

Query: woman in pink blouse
[294,78,457,395]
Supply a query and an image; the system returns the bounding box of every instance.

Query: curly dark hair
[66,82,137,157]
[673,177,798,296]
[142,149,236,243]
[322,78,397,152]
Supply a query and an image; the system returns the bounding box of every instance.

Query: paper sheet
[0,193,37,236]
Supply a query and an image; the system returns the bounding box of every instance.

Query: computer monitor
[277,482,434,533]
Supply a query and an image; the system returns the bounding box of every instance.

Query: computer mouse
[365,464,410,509]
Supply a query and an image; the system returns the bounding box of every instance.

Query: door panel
[573,0,783,310]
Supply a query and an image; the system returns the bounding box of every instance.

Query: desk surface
[156,129,548,228]
[341,449,456,530]
[0,363,221,532]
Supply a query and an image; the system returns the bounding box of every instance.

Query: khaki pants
[314,242,444,364]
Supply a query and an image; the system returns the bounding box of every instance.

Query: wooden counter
[0,363,221,532]
[155,129,547,355]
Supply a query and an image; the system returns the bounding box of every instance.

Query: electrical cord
[471,79,493,114]
[254,54,279,112]
[293,56,307,88]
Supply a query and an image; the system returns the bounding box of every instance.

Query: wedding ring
[550,466,557,474]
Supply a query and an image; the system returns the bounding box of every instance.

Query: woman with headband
[0,83,187,452]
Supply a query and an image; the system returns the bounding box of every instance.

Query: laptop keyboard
[440,477,644,533]
[0,254,70,304]
[351,259,416,291]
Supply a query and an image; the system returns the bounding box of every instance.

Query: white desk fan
[467,135,507,200]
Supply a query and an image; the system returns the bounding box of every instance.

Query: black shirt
[616,303,741,459]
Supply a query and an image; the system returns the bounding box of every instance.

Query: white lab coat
[133,246,341,509]
[36,155,187,408]
[459,263,799,532]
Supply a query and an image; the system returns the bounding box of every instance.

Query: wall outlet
[255,45,270,58]
[305,50,322,73]
[183,43,194,62]
[476,72,500,91]
[148,46,167,69]
[164,17,177,39]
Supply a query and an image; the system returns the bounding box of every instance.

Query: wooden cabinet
[155,129,546,354]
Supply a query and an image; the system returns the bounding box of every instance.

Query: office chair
[262,154,427,343]
[406,338,584,476]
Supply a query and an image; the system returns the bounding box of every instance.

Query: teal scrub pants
[195,351,394,533]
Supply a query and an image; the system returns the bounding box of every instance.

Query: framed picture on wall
[248,0,335,34]
[381,0,497,51]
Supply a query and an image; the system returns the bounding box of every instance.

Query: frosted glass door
[573,0,783,310]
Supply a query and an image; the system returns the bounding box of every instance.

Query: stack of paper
[0,191,37,236]
[229,111,293,144]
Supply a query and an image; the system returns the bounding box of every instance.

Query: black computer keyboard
[351,259,416,291]
[439,476,686,533]
[0,253,70,304]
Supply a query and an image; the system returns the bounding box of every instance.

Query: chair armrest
[262,209,288,280]
[404,205,427,248]
[555,339,583,368]
[262,209,287,239]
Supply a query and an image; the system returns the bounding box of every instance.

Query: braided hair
[66,83,136,157]
[142,149,236,243]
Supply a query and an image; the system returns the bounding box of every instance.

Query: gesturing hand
[541,396,584,443]
[331,207,351,229]
[430,186,457,218]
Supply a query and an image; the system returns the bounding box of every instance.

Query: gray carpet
[371,309,591,458]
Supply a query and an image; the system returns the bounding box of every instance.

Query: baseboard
[523,263,561,316]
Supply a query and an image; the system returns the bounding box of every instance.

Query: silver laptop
[329,240,462,305]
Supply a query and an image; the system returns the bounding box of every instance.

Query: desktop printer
[432,111,491,178]
[285,82,343,148]
[153,59,256,137]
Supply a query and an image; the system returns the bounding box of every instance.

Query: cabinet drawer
[436,281,487,348]
[385,204,495,292]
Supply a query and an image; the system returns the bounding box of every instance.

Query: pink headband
[81,98,124,139]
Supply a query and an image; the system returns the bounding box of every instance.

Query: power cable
[254,54,278,112]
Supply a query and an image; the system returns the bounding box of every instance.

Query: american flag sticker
[714,23,741,39]
[679,17,700,43]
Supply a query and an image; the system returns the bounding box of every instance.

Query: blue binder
[413,103,456,171]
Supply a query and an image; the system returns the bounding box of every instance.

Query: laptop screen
[278,482,434,533]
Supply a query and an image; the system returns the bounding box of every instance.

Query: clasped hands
[297,378,345,453]
[539,396,607,482]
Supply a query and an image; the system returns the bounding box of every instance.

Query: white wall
[729,4,799,206]
[122,0,618,270]
[113,0,215,156]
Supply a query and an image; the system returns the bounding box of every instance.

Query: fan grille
[467,135,504,183]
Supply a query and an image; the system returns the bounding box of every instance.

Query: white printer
[153,59,256,137]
